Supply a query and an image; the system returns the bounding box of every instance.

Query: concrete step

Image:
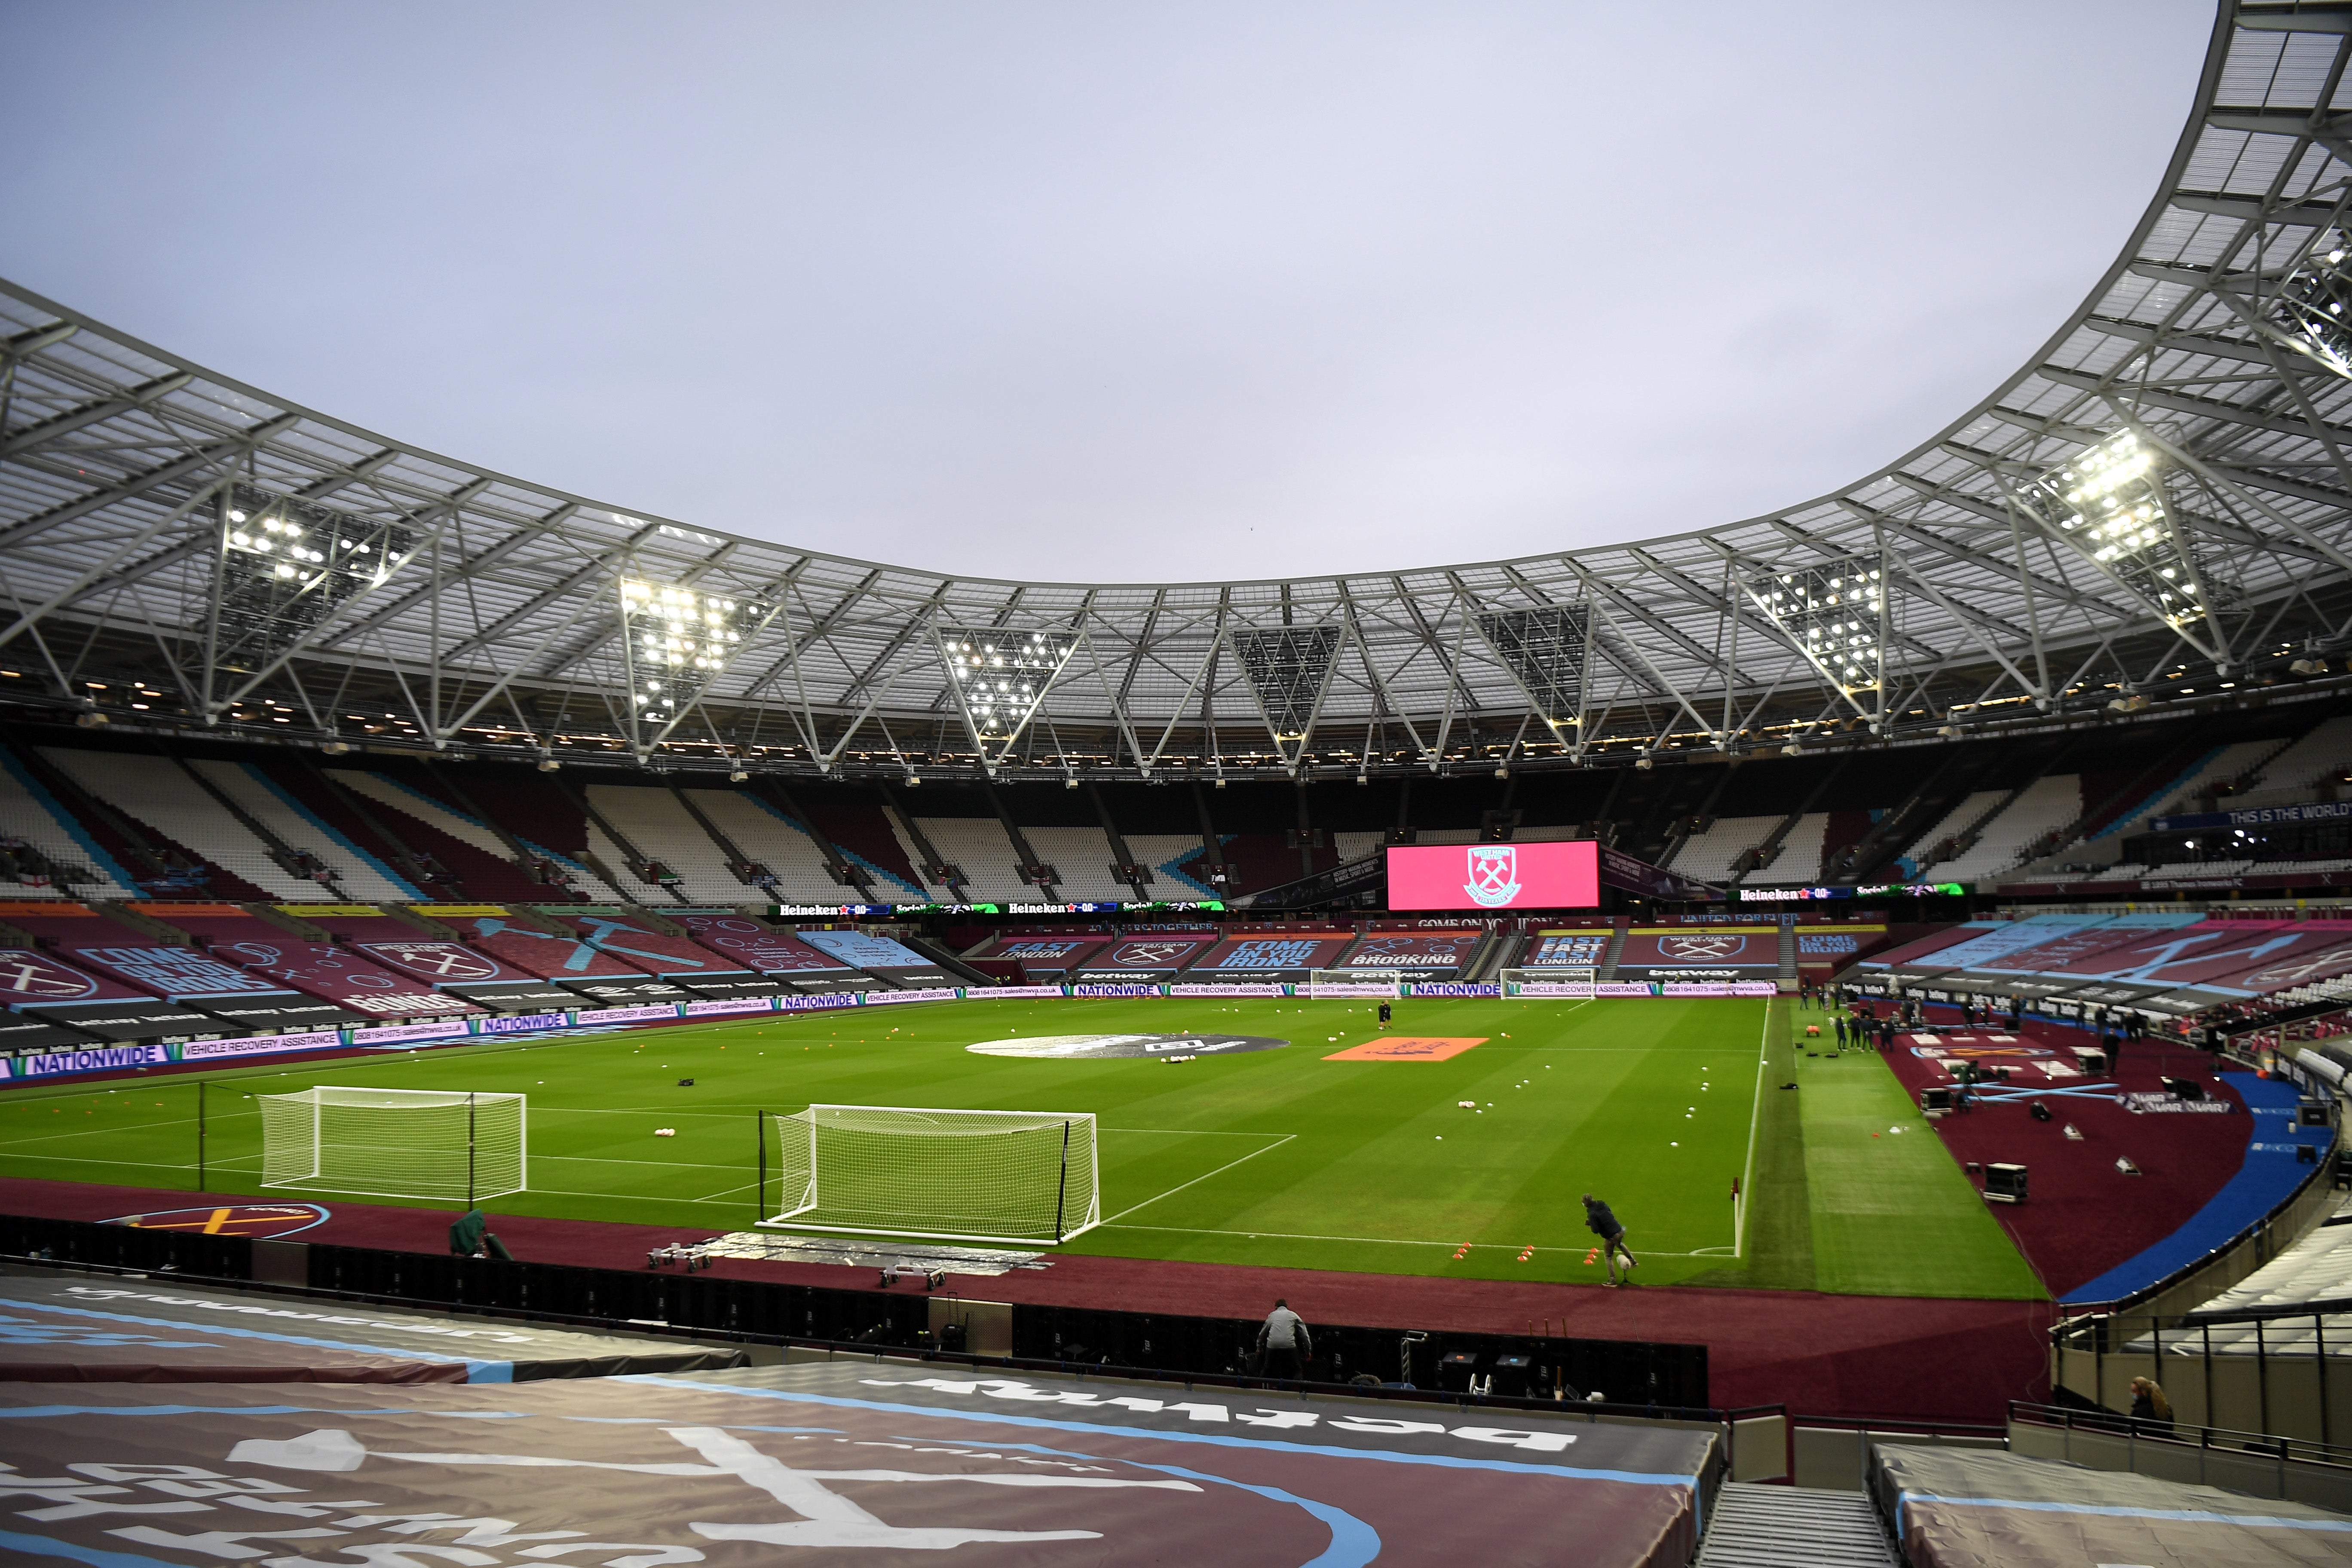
[1696,1482,1897,1568]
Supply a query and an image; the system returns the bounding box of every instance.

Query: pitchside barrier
[0,978,1780,1085]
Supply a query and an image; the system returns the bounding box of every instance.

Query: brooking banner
[861,987,961,1007]
[351,1020,472,1047]
[179,1031,343,1062]
[1171,983,1287,998]
[21,1043,172,1079]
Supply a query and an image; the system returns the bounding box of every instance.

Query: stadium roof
[4,0,2352,784]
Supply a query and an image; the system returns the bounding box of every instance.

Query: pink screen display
[1385,842,1599,911]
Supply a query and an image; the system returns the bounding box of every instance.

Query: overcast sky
[2,1,2216,583]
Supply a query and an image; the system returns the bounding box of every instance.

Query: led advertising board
[1385,841,1600,912]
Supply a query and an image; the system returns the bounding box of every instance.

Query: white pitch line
[1099,1133,1296,1225]
[530,1155,743,1171]
[1101,1222,1727,1257]
[1736,996,1773,1259]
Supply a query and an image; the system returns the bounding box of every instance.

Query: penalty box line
[1100,1222,1733,1257]
[1099,1133,1298,1226]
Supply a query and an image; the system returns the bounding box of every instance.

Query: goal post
[762,1104,1100,1246]
[1502,968,1597,996]
[258,1087,527,1204]
[1303,970,1403,998]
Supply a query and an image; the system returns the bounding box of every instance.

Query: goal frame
[1303,970,1404,997]
[1502,967,1598,995]
[258,1086,527,1204]
[758,1103,1102,1247]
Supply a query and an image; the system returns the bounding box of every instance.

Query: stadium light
[2269,230,2352,379]
[936,625,1079,771]
[211,484,414,679]
[617,577,769,752]
[1743,554,1888,724]
[2017,430,2223,664]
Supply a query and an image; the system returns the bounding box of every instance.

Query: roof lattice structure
[4,1,2352,782]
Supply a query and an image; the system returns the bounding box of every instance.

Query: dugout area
[0,1359,1718,1568]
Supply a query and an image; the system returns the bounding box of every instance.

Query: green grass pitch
[0,996,2044,1299]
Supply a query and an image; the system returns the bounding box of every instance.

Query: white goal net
[1502,968,1597,996]
[1304,970,1403,998]
[762,1105,1100,1246]
[259,1087,527,1203]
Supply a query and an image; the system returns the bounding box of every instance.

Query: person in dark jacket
[1582,1193,1637,1285]
[2128,1376,2173,1435]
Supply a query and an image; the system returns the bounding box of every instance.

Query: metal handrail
[2011,1400,2352,1471]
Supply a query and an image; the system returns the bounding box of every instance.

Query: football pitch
[0,996,2045,1299]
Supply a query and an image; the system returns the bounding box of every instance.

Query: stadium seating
[2220,714,2352,810]
[320,769,564,903]
[1767,811,1831,883]
[40,747,317,901]
[683,789,869,902]
[2086,737,2294,844]
[797,796,930,896]
[1931,775,2080,882]
[1121,833,1223,897]
[1665,814,1780,882]
[0,753,142,899]
[910,816,1036,902]
[332,767,623,902]
[1017,824,1131,903]
[184,760,423,902]
[584,784,751,904]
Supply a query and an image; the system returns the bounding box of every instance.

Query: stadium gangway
[2007,1399,2352,1510]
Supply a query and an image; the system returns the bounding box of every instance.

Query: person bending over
[1258,1298,1312,1381]
[1583,1193,1637,1286]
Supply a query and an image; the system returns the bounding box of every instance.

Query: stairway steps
[1696,1482,1896,1568]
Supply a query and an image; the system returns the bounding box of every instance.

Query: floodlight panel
[2022,431,2213,639]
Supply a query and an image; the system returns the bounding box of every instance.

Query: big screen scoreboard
[1384,841,1601,912]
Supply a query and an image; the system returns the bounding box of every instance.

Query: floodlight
[2271,230,2352,378]
[2018,431,2217,658]
[1743,554,1888,720]
[214,482,413,666]
[617,576,767,750]
[938,626,1078,762]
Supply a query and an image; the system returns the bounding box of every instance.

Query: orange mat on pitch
[1323,1036,1487,1061]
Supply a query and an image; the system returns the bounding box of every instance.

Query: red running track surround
[1880,1019,2248,1298]
[0,1176,2055,1425]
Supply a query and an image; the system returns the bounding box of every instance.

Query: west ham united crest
[1463,845,1522,908]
